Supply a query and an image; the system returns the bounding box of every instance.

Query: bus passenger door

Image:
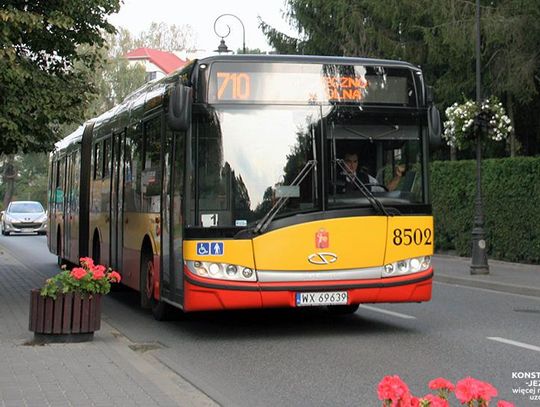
[161,127,185,304]
[69,151,81,262]
[110,132,124,270]
[63,154,73,261]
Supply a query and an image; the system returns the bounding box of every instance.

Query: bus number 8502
[393,228,432,246]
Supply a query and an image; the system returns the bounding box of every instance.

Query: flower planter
[29,289,101,343]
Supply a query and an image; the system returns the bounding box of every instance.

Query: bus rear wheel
[140,249,172,321]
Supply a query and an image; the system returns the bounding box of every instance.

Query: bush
[431,157,540,263]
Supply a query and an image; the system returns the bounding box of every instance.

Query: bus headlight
[383,256,431,278]
[186,261,257,282]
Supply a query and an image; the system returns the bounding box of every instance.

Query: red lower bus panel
[183,268,433,312]
[184,280,264,311]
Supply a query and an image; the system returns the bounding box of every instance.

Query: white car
[1,201,47,236]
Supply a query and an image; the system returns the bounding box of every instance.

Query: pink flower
[455,377,497,404]
[496,401,515,407]
[409,396,421,407]
[108,271,121,283]
[91,265,106,279]
[422,394,449,407]
[91,267,105,280]
[79,257,94,268]
[70,267,87,280]
[428,378,455,392]
[378,375,411,405]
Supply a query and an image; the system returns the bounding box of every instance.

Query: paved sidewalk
[433,254,540,298]
[0,244,217,407]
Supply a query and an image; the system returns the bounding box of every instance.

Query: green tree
[0,0,120,155]
[260,0,540,156]
[0,153,48,209]
[135,22,196,52]
[86,29,147,116]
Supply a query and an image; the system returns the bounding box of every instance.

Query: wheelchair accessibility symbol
[196,242,224,256]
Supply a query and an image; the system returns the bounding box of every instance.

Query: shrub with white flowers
[443,97,512,150]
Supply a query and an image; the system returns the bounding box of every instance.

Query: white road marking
[434,281,540,300]
[359,305,416,319]
[487,337,540,353]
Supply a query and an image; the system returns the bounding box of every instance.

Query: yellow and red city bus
[48,55,441,319]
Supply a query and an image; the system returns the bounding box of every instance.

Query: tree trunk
[2,154,16,208]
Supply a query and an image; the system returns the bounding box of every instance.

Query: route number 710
[216,72,251,100]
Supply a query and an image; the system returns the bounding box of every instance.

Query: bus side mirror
[167,84,192,131]
[428,105,442,148]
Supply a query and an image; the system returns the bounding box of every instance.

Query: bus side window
[103,138,111,178]
[93,142,102,180]
[142,117,162,213]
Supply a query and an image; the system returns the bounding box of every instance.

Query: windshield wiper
[335,158,389,216]
[254,159,317,234]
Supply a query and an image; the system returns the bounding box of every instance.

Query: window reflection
[195,106,321,227]
[192,104,425,229]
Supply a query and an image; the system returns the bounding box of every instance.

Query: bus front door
[160,128,185,305]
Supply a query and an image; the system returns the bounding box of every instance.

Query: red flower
[409,396,421,407]
[422,394,449,407]
[428,378,455,392]
[455,377,497,404]
[91,267,105,280]
[378,375,411,405]
[108,271,122,283]
[496,401,515,407]
[70,267,87,280]
[79,257,94,268]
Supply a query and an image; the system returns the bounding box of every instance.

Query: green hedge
[431,157,540,263]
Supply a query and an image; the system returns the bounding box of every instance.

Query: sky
[108,0,298,55]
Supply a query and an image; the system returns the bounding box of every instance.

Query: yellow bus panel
[385,216,434,263]
[253,217,387,271]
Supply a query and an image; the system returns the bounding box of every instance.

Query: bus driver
[339,152,381,193]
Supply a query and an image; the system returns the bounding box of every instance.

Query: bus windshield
[193,105,322,229]
[191,103,426,230]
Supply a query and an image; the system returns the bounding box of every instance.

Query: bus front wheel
[140,249,172,321]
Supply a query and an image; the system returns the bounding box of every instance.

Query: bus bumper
[183,268,433,312]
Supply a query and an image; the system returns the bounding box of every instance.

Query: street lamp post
[213,14,246,54]
[470,0,489,275]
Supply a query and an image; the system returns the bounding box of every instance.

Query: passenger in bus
[387,163,407,192]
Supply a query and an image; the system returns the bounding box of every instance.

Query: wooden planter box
[29,289,101,342]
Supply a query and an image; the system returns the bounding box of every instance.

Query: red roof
[126,47,187,74]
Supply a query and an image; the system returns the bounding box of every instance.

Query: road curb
[434,274,540,298]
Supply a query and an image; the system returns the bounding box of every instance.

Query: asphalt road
[2,234,539,406]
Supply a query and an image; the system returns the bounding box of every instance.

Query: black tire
[140,249,153,309]
[151,299,174,321]
[1,230,8,236]
[327,304,360,315]
[140,248,173,320]
[57,232,65,267]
